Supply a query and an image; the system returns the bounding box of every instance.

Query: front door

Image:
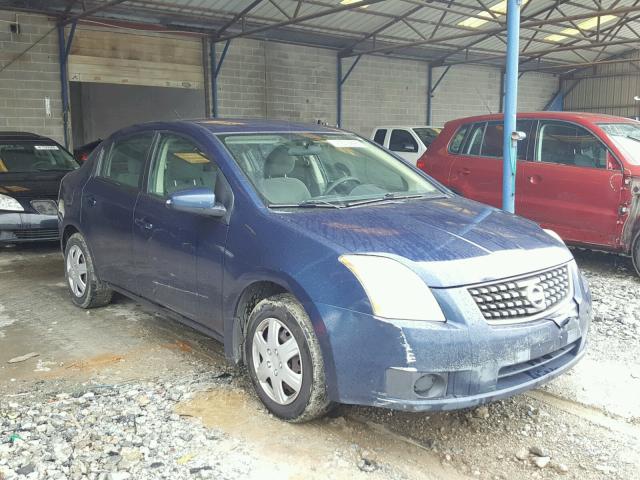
[133,132,228,326]
[81,132,154,290]
[518,120,624,247]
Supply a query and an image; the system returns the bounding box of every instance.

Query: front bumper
[0,212,59,243]
[315,263,591,411]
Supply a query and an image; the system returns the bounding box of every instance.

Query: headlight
[339,254,446,322]
[544,229,565,245]
[58,199,65,217]
[0,194,24,212]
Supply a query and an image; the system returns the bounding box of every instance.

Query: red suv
[418,112,640,275]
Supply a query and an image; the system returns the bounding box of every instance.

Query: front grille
[13,229,59,240]
[469,265,571,324]
[497,341,579,388]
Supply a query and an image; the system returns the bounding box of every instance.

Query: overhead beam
[217,0,385,42]
[61,0,129,25]
[343,4,640,58]
[215,0,264,37]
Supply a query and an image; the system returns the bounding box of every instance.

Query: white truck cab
[371,126,441,165]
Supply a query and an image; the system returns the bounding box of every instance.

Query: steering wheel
[324,176,362,196]
[31,161,52,171]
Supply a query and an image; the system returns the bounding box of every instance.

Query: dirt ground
[0,244,639,480]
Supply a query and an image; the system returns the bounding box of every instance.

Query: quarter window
[448,125,469,154]
[537,121,607,169]
[465,123,485,156]
[148,133,218,197]
[389,129,418,153]
[373,129,387,146]
[99,133,154,188]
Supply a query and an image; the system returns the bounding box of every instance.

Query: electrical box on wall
[9,23,20,34]
[44,97,52,118]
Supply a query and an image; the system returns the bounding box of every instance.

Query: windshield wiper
[345,192,440,207]
[269,199,342,209]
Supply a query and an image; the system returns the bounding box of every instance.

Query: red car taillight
[416,156,427,171]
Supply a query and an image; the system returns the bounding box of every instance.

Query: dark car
[419,112,640,276]
[74,138,102,163]
[58,119,591,422]
[0,132,79,243]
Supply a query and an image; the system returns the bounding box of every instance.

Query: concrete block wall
[342,55,428,137]
[0,12,64,144]
[431,64,558,126]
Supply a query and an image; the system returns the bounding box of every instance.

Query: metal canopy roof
[3,0,640,74]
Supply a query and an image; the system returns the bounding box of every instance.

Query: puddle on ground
[177,388,467,480]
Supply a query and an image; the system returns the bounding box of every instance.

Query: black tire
[245,293,332,422]
[64,233,113,309]
[633,234,640,277]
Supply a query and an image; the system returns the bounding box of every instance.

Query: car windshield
[413,127,441,147]
[0,141,78,173]
[599,122,640,166]
[219,132,442,207]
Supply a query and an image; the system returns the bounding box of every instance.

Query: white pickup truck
[371,126,441,165]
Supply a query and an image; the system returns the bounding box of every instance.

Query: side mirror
[166,188,226,218]
[606,151,621,171]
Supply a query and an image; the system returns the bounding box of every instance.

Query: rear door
[388,129,421,164]
[81,132,154,291]
[518,119,624,246]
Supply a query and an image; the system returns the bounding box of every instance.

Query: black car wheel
[633,233,640,277]
[245,294,332,422]
[64,233,113,308]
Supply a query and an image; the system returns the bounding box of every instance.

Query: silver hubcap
[66,245,87,297]
[252,318,303,405]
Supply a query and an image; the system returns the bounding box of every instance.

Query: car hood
[272,196,574,288]
[0,171,68,198]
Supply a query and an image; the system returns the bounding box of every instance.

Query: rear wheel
[245,294,332,422]
[64,233,113,309]
[633,234,640,277]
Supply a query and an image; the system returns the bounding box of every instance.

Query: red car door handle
[528,175,541,184]
[460,168,471,175]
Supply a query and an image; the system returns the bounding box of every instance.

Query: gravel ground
[0,245,639,480]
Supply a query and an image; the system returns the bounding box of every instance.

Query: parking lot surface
[1,244,639,480]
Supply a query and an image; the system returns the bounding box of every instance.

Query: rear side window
[389,129,418,153]
[465,123,486,156]
[373,129,387,146]
[148,133,218,197]
[100,133,154,188]
[481,122,503,157]
[536,121,607,169]
[448,125,469,154]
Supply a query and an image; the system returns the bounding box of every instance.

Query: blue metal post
[337,55,342,127]
[502,0,521,213]
[57,22,72,149]
[210,40,217,118]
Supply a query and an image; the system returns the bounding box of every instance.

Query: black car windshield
[219,132,442,207]
[599,122,640,166]
[0,141,78,173]
[413,127,441,147]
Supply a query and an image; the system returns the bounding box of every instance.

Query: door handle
[85,195,97,207]
[134,218,153,230]
[460,168,471,175]
[528,175,542,185]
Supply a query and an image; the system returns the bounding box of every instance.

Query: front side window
[537,121,607,169]
[373,129,387,146]
[481,122,504,158]
[148,133,218,197]
[219,133,441,207]
[100,132,154,187]
[389,130,418,153]
[0,141,78,173]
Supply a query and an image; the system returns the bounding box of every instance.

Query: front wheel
[245,294,332,422]
[64,233,113,309]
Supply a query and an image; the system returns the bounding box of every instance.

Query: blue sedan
[58,119,591,422]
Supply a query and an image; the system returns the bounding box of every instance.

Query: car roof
[0,131,55,142]
[128,118,344,134]
[445,111,635,126]
[373,125,441,130]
